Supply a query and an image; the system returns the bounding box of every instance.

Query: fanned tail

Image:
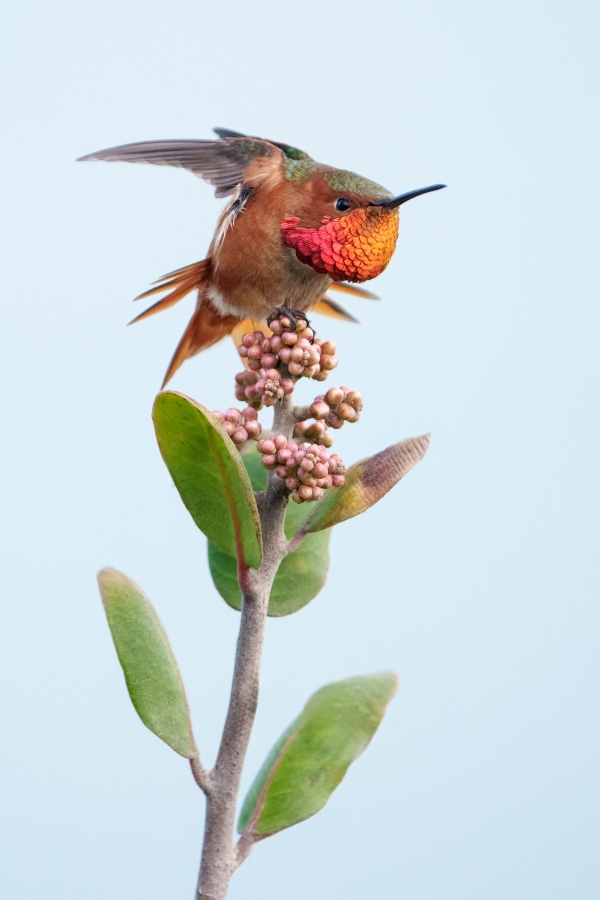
[129,260,210,325]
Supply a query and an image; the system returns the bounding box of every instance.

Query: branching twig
[194,389,297,900]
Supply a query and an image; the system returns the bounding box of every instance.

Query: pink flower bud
[312,370,328,382]
[269,319,283,335]
[326,413,343,429]
[274,434,287,450]
[242,334,255,348]
[275,465,288,478]
[288,362,304,376]
[320,340,336,355]
[321,432,334,448]
[278,347,292,365]
[223,421,234,435]
[282,331,298,345]
[325,387,344,407]
[212,410,225,423]
[304,328,314,341]
[225,408,242,425]
[291,491,304,504]
[261,353,277,369]
[280,378,295,394]
[238,345,249,358]
[337,402,358,423]
[312,486,323,501]
[320,354,338,371]
[332,474,345,487]
[298,485,313,501]
[232,427,248,445]
[260,439,276,455]
[249,344,263,360]
[310,400,330,419]
[345,391,364,411]
[261,454,277,469]
[245,420,261,438]
[313,462,328,479]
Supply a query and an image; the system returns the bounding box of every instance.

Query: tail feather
[129,284,201,325]
[328,281,380,301]
[162,300,238,387]
[314,297,359,323]
[149,259,210,285]
[131,259,210,323]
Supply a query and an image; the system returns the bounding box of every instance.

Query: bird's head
[280,166,445,283]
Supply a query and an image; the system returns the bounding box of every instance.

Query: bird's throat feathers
[280,207,399,283]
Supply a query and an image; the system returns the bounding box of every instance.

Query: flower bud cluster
[315,385,364,429]
[236,319,338,393]
[234,367,294,408]
[293,385,363,446]
[211,407,261,450]
[256,436,346,504]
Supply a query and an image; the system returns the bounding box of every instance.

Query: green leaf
[153,391,261,568]
[98,568,196,758]
[302,434,431,533]
[238,672,398,838]
[208,447,330,616]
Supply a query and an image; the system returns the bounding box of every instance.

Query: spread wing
[77,136,284,198]
[213,127,311,162]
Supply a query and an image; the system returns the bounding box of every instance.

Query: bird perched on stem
[79,128,445,386]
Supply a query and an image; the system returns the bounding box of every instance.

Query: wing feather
[78,137,283,198]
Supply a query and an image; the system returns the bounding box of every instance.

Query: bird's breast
[210,195,331,318]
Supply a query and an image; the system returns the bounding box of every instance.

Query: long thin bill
[374,184,446,209]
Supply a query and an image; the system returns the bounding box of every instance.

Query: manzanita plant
[97,313,430,899]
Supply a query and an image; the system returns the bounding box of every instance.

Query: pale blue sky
[1,1,598,898]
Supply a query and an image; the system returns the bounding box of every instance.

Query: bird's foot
[267,307,315,342]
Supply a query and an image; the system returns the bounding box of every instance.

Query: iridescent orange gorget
[280,206,400,283]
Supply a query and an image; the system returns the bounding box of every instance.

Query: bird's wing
[78,137,285,198]
[214,128,311,162]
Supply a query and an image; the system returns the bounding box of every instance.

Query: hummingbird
[79,128,445,386]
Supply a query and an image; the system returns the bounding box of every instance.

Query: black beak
[371,184,446,209]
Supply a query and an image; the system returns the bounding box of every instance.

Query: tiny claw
[267,307,315,342]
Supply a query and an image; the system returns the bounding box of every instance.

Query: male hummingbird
[79,128,445,386]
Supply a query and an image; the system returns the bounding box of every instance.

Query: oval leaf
[238,672,398,838]
[98,567,196,758]
[208,506,330,616]
[208,447,330,616]
[153,392,261,568]
[302,434,431,533]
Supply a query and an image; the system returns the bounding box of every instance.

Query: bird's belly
[211,243,331,320]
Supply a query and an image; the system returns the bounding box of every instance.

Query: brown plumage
[79,128,444,385]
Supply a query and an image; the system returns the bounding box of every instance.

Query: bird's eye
[335,198,351,212]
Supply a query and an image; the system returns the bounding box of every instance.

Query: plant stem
[194,392,295,900]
